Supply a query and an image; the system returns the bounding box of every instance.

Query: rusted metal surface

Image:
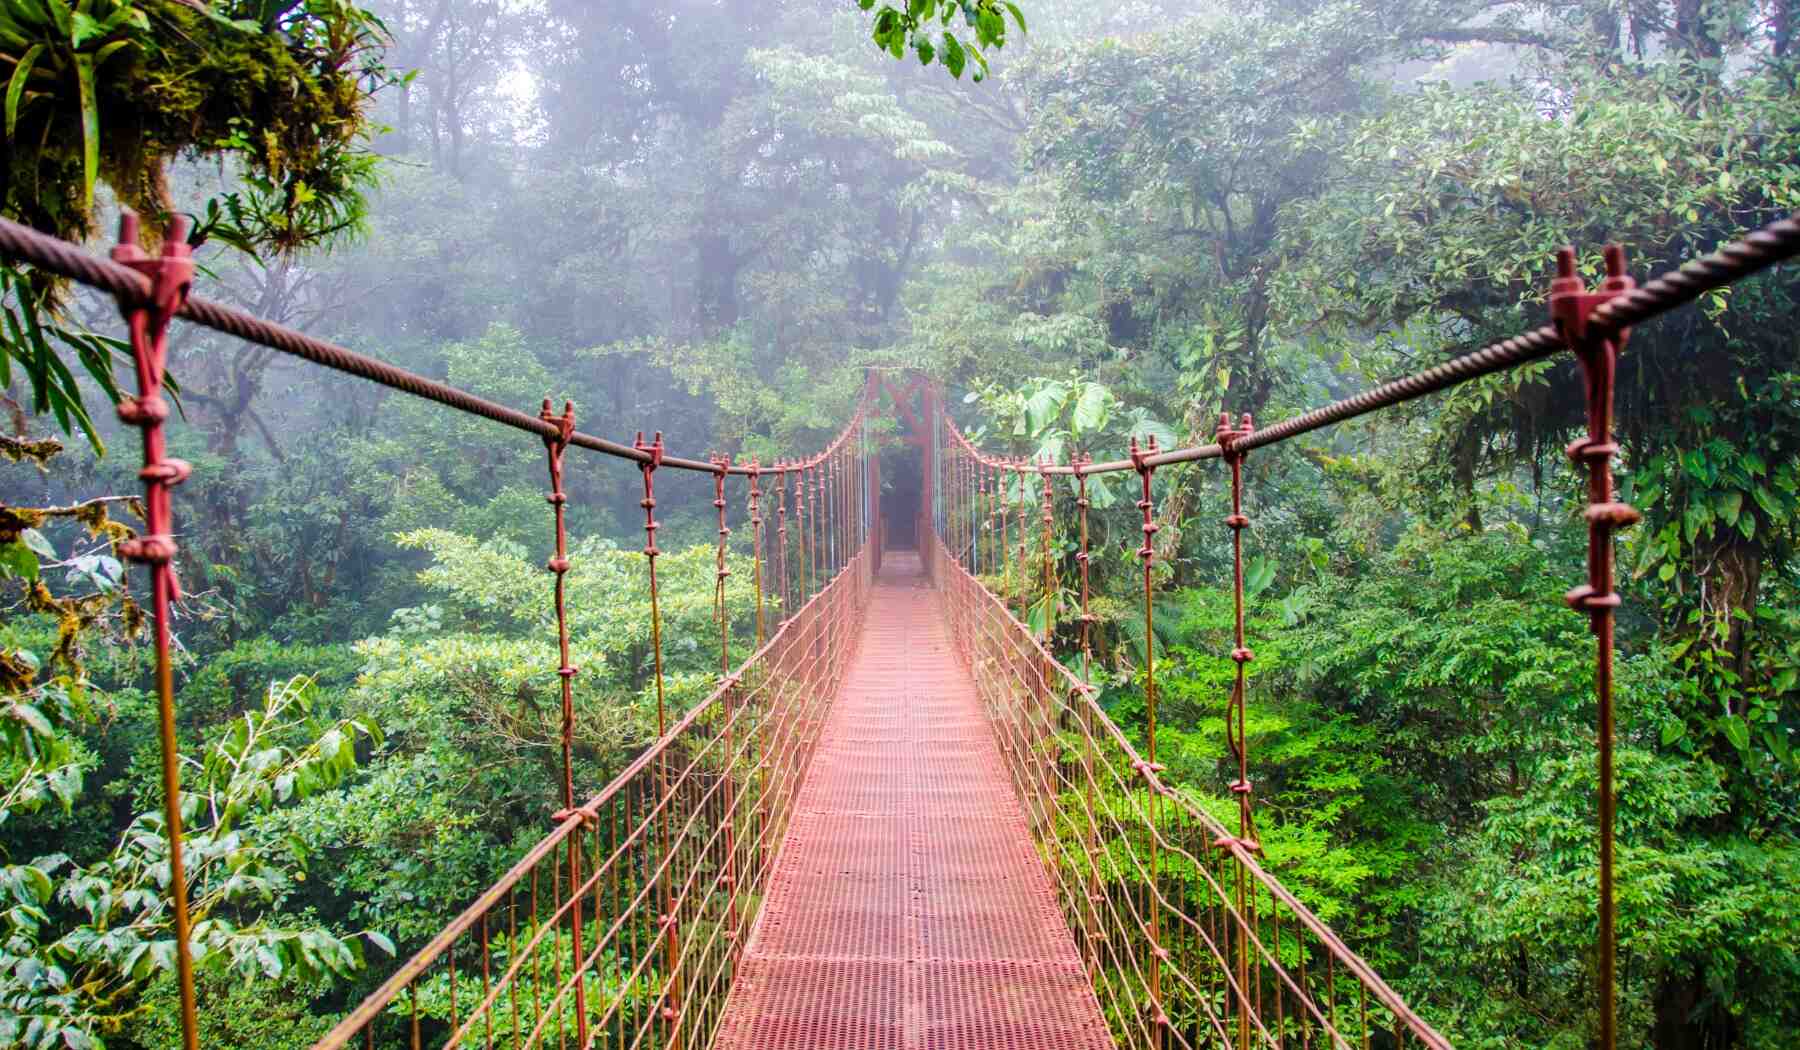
[539,399,588,1041]
[3,212,1795,475]
[929,519,1453,1050]
[312,396,874,1050]
[310,543,873,1050]
[1550,244,1640,1050]
[715,552,1112,1050]
[110,212,200,1050]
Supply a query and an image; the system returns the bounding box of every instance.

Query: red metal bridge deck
[715,552,1112,1050]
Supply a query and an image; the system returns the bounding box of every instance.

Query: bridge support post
[1128,436,1170,1046]
[1214,413,1261,1050]
[110,211,200,1050]
[541,399,589,1045]
[1073,457,1102,984]
[713,456,742,973]
[1551,244,1639,1050]
[635,431,684,1047]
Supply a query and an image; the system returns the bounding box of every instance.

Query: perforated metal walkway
[714,552,1112,1050]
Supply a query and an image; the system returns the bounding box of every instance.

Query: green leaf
[69,8,100,46]
[45,0,72,36]
[1721,716,1750,752]
[1003,1,1026,32]
[0,541,40,581]
[1244,555,1276,598]
[940,31,965,77]
[8,0,54,28]
[1717,490,1742,526]
[19,527,54,559]
[13,703,54,737]
[1071,382,1109,436]
[365,929,395,956]
[73,51,97,210]
[93,37,132,66]
[1023,383,1064,434]
[976,6,1003,45]
[5,43,44,140]
[1660,720,1686,746]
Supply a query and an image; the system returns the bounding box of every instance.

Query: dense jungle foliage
[1,0,1796,1046]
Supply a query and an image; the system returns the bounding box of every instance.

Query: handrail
[0,216,868,474]
[940,215,1799,472]
[929,532,1451,1049]
[313,544,874,1049]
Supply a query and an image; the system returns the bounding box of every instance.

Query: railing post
[988,459,998,581]
[998,463,1009,603]
[1013,459,1029,619]
[110,211,199,1050]
[749,459,766,646]
[1550,244,1640,1050]
[1129,435,1169,1044]
[777,463,790,621]
[1072,455,1103,983]
[1039,457,1055,643]
[635,431,682,1044]
[973,464,985,579]
[540,399,589,1046]
[1215,412,1261,1050]
[713,455,742,970]
[795,465,810,680]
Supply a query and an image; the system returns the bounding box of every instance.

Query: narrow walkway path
[715,552,1112,1050]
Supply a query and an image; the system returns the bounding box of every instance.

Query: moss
[2,0,378,247]
[0,505,48,533]
[0,433,65,465]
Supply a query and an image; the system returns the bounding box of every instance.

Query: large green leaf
[73,51,97,209]
[1244,555,1276,598]
[1070,381,1109,437]
[1721,716,1750,752]
[1022,380,1067,434]
[4,43,44,139]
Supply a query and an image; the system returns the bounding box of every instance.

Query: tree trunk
[692,231,741,336]
[1653,967,1740,1049]
[1695,528,1763,681]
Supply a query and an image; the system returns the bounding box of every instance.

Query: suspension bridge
[2,212,1797,1050]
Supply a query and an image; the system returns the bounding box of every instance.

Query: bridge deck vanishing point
[714,551,1112,1050]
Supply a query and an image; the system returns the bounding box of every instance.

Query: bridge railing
[314,542,872,1050]
[929,531,1447,1050]
[923,215,1800,1050]
[0,215,884,1050]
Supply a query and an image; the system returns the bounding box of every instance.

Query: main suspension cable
[938,214,1799,472]
[0,216,856,475]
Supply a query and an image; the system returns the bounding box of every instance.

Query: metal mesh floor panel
[714,552,1112,1049]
